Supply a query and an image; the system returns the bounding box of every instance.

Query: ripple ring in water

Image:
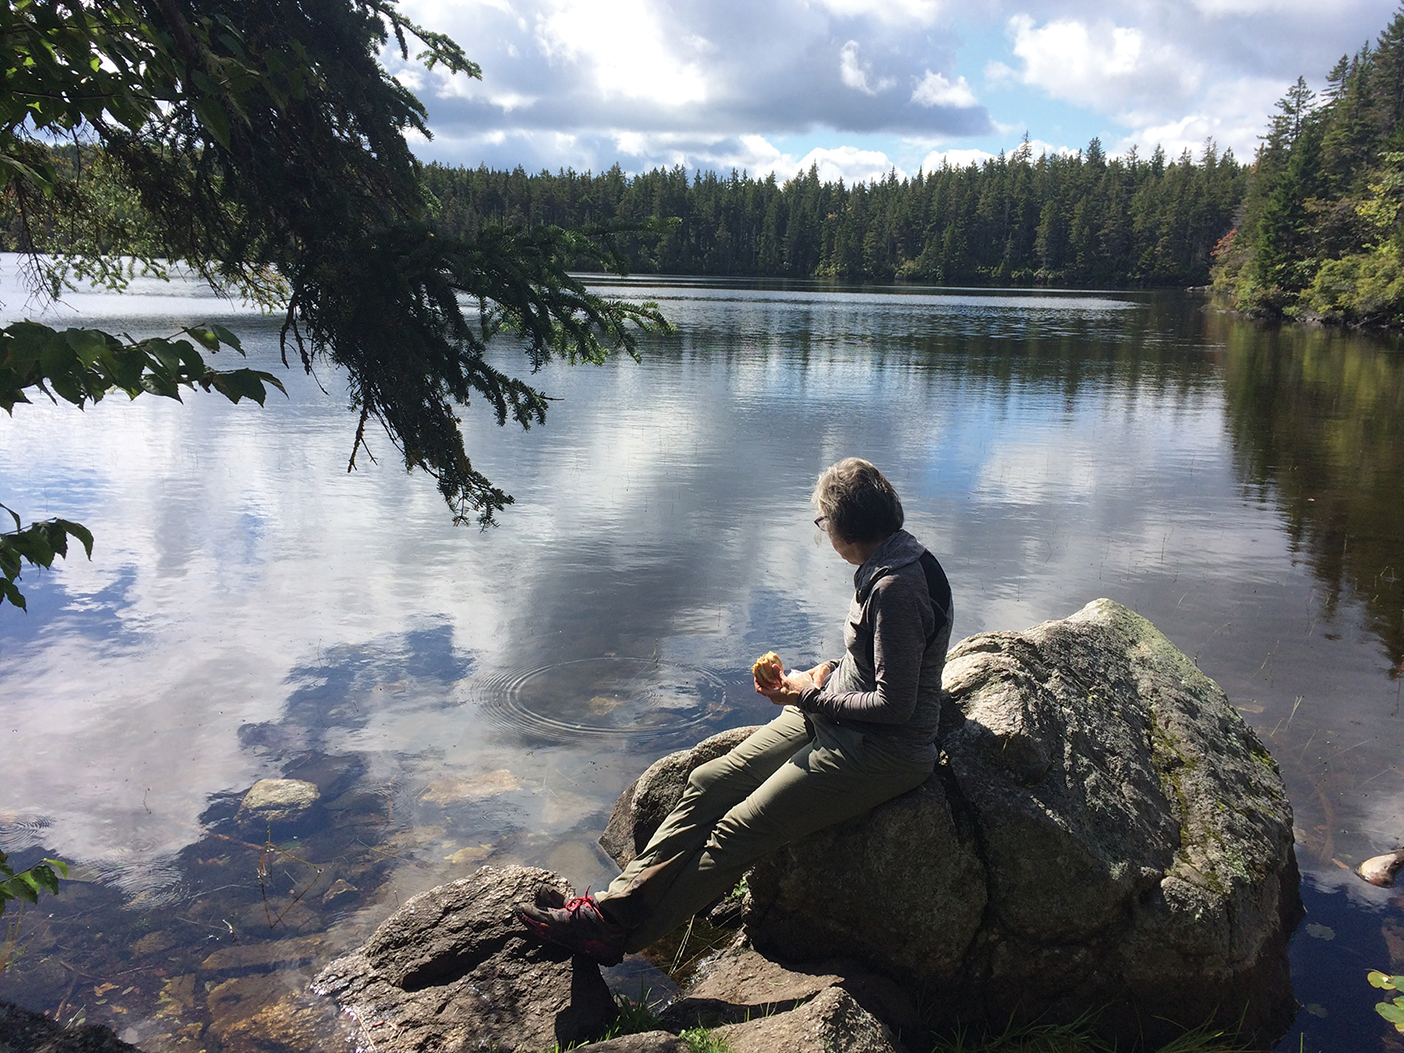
[472,657,728,740]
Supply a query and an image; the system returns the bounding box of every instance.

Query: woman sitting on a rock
[520,457,953,963]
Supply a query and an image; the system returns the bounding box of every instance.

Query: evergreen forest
[16,5,1404,316]
[1214,5,1404,325]
[422,138,1245,288]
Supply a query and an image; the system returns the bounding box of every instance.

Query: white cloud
[912,70,978,108]
[388,0,998,156]
[839,40,895,95]
[812,0,942,26]
[581,131,903,186]
[1112,74,1286,160]
[488,92,537,112]
[920,137,1073,172]
[387,0,1388,177]
[793,144,903,184]
[983,60,1016,86]
[922,147,994,169]
[1189,0,1340,13]
[535,0,710,107]
[1005,14,1198,110]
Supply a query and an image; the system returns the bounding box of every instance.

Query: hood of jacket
[853,529,926,603]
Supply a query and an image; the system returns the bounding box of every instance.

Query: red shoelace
[561,889,600,917]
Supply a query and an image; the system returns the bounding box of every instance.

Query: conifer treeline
[1215,4,1404,324]
[423,138,1246,288]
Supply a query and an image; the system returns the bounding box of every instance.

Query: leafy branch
[2,0,670,567]
[0,320,285,608]
[0,850,68,916]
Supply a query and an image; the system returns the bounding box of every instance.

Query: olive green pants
[597,706,933,952]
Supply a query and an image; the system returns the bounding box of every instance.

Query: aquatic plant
[0,849,66,917]
[1369,969,1404,1032]
[0,849,67,974]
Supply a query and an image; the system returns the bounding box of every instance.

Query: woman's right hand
[806,660,835,688]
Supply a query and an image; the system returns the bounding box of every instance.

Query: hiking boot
[518,888,626,965]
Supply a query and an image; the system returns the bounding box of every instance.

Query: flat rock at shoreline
[311,864,615,1053]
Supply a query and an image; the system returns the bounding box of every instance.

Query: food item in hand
[751,651,784,689]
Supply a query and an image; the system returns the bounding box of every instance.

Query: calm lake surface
[3,263,1404,1051]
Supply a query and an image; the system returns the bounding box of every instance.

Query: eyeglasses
[814,516,828,531]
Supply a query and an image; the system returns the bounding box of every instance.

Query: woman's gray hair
[812,458,904,543]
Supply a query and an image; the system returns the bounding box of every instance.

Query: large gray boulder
[311,865,615,1052]
[603,600,1301,1047]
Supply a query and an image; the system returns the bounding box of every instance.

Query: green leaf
[58,520,94,558]
[63,326,111,367]
[139,372,183,400]
[0,579,26,611]
[8,874,39,904]
[1377,1000,1404,1025]
[209,368,284,405]
[209,324,243,352]
[192,95,231,150]
[1370,970,1396,990]
[186,325,221,352]
[27,863,60,895]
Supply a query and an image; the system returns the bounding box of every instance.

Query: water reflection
[471,657,729,740]
[4,271,1404,1049]
[1216,314,1404,671]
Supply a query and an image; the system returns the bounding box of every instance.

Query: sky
[387,0,1400,184]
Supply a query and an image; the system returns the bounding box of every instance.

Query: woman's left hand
[756,669,817,706]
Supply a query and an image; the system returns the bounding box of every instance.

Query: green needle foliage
[1214,2,1404,326]
[421,139,1245,288]
[0,0,668,606]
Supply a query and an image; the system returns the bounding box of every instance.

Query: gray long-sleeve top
[796,529,953,766]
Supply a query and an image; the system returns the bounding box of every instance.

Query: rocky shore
[310,599,1301,1052]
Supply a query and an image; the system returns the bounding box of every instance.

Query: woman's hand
[756,669,817,706]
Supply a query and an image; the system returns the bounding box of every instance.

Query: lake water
[2,263,1404,1051]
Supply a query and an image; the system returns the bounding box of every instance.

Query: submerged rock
[604,599,1301,1047]
[205,975,348,1052]
[311,864,615,1053]
[1358,848,1404,887]
[234,778,320,833]
[420,768,519,804]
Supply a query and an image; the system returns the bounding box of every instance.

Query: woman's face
[829,528,878,566]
